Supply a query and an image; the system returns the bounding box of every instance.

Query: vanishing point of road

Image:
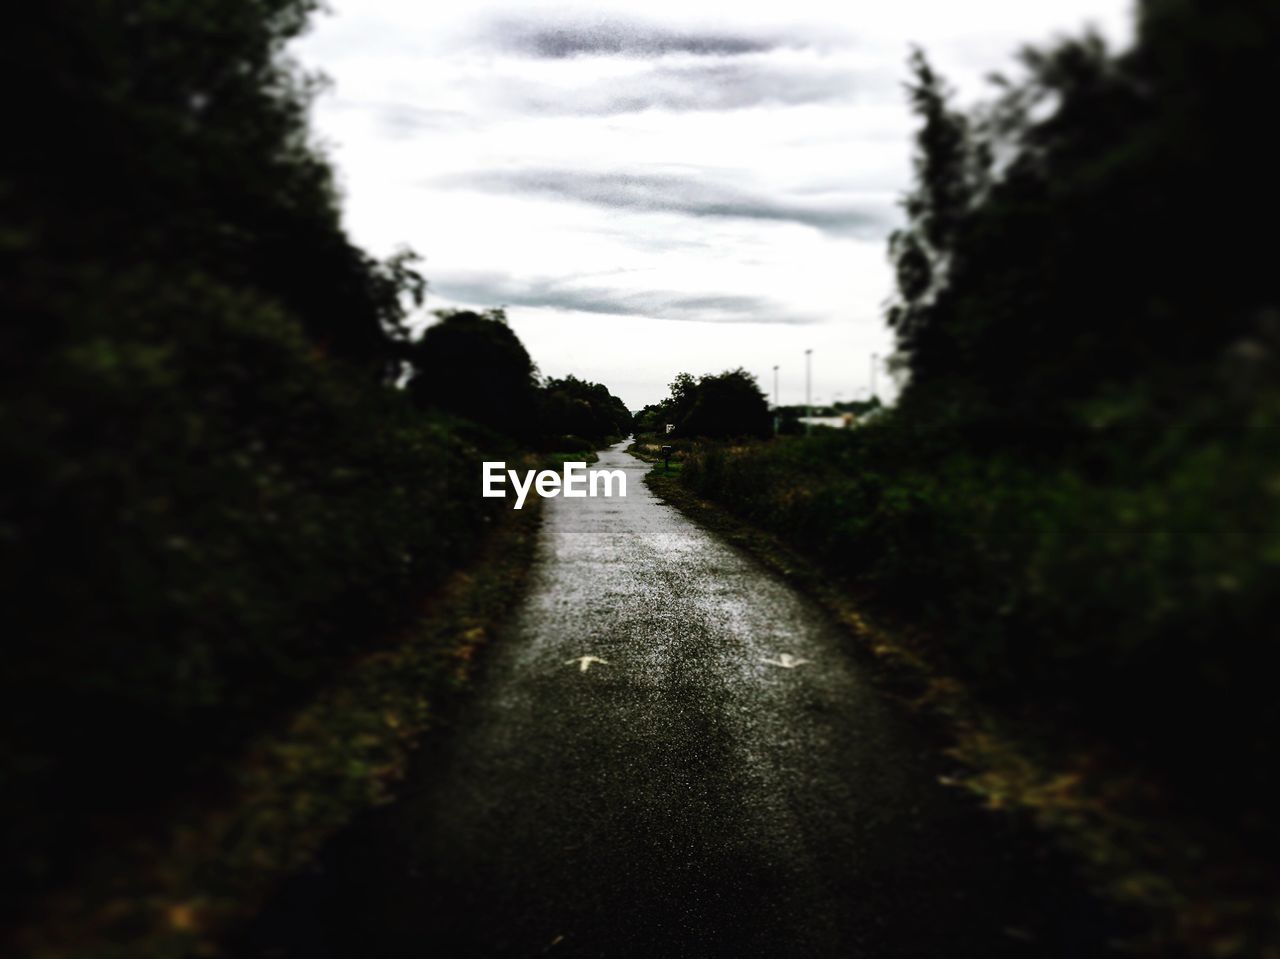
[238,439,1113,958]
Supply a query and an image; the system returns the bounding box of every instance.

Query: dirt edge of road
[13,502,544,959]
[639,453,1275,959]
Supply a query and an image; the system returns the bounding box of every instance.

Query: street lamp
[870,352,879,401]
[805,348,813,434]
[772,364,781,436]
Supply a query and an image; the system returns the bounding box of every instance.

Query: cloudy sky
[292,0,1133,409]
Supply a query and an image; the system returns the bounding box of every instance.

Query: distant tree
[538,375,633,445]
[630,374,696,437]
[679,369,771,439]
[666,373,700,425]
[633,402,667,435]
[405,310,538,439]
[776,407,804,436]
[833,396,882,417]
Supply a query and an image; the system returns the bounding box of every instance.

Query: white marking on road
[567,655,609,673]
[761,653,810,669]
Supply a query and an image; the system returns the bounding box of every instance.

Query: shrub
[680,410,1280,801]
[0,266,513,905]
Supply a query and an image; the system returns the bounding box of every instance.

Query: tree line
[0,0,628,919]
[406,308,632,449]
[634,369,772,439]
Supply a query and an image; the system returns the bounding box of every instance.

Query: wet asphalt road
[238,440,1113,958]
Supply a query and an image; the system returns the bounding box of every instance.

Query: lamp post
[772,364,780,436]
[870,352,879,402]
[804,348,813,435]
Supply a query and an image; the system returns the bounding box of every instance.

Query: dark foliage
[405,309,540,441]
[537,375,634,447]
[403,312,632,447]
[889,0,1280,431]
[642,369,771,440]
[683,0,1280,844]
[0,0,507,914]
[2,1,423,381]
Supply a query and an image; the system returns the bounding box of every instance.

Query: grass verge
[641,463,1276,959]
[13,501,543,959]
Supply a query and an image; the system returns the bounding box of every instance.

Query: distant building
[797,415,851,430]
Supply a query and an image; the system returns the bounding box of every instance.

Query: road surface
[237,439,1113,958]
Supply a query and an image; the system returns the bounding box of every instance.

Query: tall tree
[678,369,771,440]
[405,310,539,440]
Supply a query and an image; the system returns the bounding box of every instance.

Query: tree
[538,375,633,445]
[885,49,978,393]
[0,0,506,911]
[633,403,668,435]
[3,0,422,381]
[405,310,538,440]
[679,369,771,440]
[667,373,698,421]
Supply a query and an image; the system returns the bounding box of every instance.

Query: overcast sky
[292,0,1133,409]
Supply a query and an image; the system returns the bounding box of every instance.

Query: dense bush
[0,1,638,910]
[682,410,1280,800]
[0,0,516,910]
[682,0,1280,812]
[403,311,632,447]
[537,374,634,446]
[406,309,541,441]
[636,369,770,439]
[0,262,515,907]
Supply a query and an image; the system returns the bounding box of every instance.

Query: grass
[642,462,1280,959]
[12,501,544,959]
[541,449,601,468]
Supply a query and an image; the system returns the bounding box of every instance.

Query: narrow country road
[238,439,1112,958]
